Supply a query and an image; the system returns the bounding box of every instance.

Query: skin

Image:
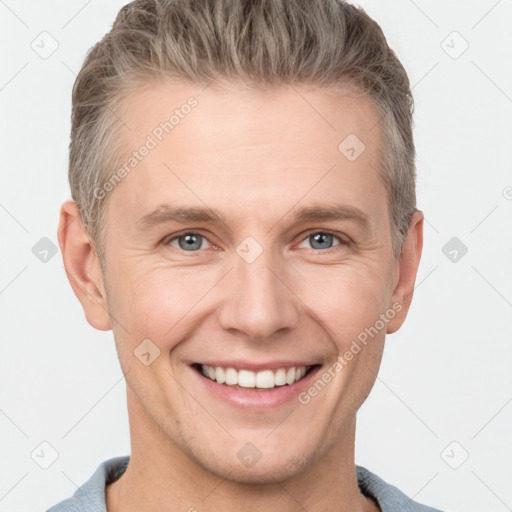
[58,81,423,512]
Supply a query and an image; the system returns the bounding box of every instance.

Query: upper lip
[192,360,319,372]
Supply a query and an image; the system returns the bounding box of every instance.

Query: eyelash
[163,229,349,254]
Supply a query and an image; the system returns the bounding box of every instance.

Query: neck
[106,388,379,512]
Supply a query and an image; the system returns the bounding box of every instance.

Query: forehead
[106,81,386,228]
[117,81,380,153]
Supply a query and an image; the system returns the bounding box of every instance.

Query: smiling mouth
[191,363,319,390]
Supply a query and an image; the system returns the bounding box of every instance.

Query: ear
[57,200,111,331]
[386,209,424,334]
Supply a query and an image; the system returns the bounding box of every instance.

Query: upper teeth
[201,364,309,389]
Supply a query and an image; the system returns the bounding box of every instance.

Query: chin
[218,462,306,485]
[190,444,315,485]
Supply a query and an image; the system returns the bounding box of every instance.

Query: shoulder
[356,465,446,512]
[45,456,130,512]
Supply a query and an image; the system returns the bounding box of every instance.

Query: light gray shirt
[45,456,445,511]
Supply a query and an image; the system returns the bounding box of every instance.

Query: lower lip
[190,365,322,410]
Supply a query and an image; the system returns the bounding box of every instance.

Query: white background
[1,1,511,511]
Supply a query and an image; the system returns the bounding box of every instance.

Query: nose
[216,245,300,342]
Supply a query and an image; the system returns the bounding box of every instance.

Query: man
[48,0,444,510]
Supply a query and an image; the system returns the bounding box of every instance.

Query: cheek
[107,251,393,359]
[108,261,221,349]
[295,263,391,345]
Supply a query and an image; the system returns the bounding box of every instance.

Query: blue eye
[167,233,212,251]
[298,231,343,251]
[165,230,346,254]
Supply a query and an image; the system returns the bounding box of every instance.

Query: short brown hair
[69,0,416,264]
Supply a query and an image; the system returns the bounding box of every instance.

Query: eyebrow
[137,202,371,231]
[137,205,225,230]
[292,203,371,229]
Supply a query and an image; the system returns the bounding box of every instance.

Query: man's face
[95,82,410,481]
